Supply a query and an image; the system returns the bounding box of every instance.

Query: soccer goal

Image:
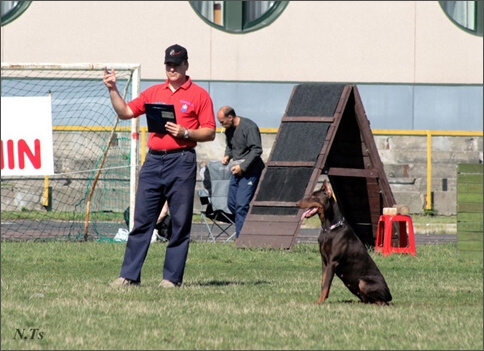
[1,63,141,241]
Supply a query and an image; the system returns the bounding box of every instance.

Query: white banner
[1,96,55,176]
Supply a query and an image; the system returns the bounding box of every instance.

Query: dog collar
[323,218,346,232]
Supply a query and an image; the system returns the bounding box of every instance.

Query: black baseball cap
[164,44,188,65]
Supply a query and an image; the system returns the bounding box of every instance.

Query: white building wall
[1,1,482,84]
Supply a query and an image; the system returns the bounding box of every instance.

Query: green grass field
[1,241,482,350]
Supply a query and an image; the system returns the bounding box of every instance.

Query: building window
[190,1,288,34]
[1,1,31,26]
[439,1,483,36]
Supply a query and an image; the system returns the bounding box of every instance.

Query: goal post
[1,63,141,241]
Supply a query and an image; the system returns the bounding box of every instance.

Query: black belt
[149,148,192,156]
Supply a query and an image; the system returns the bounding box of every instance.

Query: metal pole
[129,65,141,231]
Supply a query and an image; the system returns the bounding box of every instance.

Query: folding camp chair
[198,160,236,243]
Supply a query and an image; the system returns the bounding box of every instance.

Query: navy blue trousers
[227,172,261,238]
[119,149,197,284]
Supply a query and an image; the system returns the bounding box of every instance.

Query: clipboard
[144,103,177,134]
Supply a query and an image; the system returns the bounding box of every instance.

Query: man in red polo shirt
[104,44,216,288]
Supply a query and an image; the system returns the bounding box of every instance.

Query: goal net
[1,63,141,241]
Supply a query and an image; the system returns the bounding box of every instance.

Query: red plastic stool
[375,214,416,256]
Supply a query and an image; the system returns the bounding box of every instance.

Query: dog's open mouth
[301,207,318,219]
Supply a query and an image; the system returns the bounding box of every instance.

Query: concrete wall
[4,131,479,216]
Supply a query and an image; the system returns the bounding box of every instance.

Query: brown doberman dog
[296,180,392,306]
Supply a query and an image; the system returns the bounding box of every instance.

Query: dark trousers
[227,172,261,238]
[119,149,196,284]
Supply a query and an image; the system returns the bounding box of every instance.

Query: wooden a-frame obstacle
[236,83,396,249]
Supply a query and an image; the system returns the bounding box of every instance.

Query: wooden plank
[281,116,334,122]
[456,163,482,253]
[457,164,483,174]
[457,183,483,193]
[457,202,483,213]
[242,213,299,222]
[238,215,300,248]
[457,232,483,242]
[265,161,316,167]
[327,168,381,178]
[457,221,483,232]
[457,212,483,222]
[236,235,295,249]
[241,220,300,236]
[325,124,339,143]
[457,241,483,252]
[334,85,353,115]
[457,192,483,203]
[457,174,483,183]
[354,86,396,209]
[458,250,483,260]
[251,201,297,207]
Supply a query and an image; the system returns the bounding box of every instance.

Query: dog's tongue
[301,207,317,219]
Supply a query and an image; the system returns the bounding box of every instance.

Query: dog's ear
[322,180,333,197]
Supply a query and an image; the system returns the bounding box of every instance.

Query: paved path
[190,223,457,245]
[0,220,457,245]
